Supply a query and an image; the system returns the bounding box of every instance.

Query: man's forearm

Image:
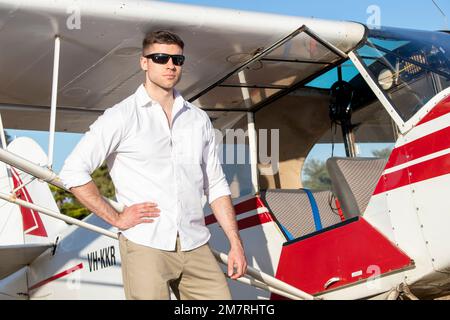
[210,195,242,248]
[70,180,120,227]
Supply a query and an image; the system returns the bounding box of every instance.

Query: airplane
[0,0,449,300]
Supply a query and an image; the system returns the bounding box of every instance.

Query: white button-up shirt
[59,85,231,251]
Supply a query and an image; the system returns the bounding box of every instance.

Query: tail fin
[0,137,67,245]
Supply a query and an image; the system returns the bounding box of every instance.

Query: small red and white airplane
[0,0,449,300]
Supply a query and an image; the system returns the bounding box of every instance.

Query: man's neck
[144,81,174,112]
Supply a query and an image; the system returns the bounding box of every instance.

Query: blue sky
[5,0,449,172]
[164,0,450,31]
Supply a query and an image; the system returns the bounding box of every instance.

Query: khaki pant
[118,234,232,300]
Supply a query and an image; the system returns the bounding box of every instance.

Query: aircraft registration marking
[87,246,117,272]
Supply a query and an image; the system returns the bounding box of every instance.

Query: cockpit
[213,25,450,241]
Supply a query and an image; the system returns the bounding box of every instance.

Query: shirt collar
[135,84,189,111]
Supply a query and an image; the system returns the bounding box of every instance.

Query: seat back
[260,189,342,239]
[326,157,387,218]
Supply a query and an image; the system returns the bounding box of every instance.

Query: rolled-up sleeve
[201,116,231,204]
[59,106,124,189]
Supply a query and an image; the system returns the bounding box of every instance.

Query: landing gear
[386,283,419,300]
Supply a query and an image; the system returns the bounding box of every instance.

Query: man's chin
[162,80,180,91]
[149,77,181,91]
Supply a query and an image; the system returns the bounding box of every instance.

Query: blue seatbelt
[301,188,323,231]
[280,225,294,241]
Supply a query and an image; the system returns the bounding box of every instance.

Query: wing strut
[247,112,259,194]
[48,36,61,169]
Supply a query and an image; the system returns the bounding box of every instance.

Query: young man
[59,30,247,300]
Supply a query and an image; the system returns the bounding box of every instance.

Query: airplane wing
[0,0,365,133]
[0,243,53,279]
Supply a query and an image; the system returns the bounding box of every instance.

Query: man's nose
[166,57,176,69]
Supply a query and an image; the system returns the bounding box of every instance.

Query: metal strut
[48,36,61,169]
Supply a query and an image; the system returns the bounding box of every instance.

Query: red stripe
[386,125,450,170]
[204,213,217,225]
[416,95,450,126]
[234,197,266,215]
[205,196,273,230]
[11,168,48,237]
[205,196,268,226]
[29,263,84,291]
[335,198,345,222]
[374,152,450,195]
[237,212,273,231]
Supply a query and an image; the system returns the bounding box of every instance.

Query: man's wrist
[229,237,244,250]
[109,210,122,228]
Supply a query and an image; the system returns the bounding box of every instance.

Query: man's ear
[140,56,148,71]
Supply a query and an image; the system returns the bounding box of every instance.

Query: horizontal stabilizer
[0,243,53,279]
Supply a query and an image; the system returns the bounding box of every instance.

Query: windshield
[355,27,450,122]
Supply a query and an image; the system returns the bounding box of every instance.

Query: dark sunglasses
[144,53,185,66]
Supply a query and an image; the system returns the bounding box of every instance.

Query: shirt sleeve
[59,106,125,189]
[201,116,231,204]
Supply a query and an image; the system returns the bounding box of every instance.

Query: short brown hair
[142,30,184,54]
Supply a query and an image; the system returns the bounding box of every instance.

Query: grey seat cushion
[260,189,342,239]
[326,157,387,218]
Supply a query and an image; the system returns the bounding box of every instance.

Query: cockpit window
[354,27,450,122]
[306,60,359,89]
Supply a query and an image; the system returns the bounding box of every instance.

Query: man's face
[140,43,183,90]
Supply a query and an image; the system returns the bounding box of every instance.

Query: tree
[50,163,115,220]
[372,147,392,159]
[302,159,331,191]
[302,146,393,191]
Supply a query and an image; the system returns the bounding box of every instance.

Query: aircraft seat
[260,189,342,240]
[326,157,387,219]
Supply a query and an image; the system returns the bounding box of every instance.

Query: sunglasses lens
[152,54,170,64]
[146,54,185,66]
[172,55,185,66]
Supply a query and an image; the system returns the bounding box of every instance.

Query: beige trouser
[118,234,232,300]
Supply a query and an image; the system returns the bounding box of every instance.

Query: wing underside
[0,0,365,133]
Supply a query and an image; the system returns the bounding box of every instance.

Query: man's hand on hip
[115,202,160,230]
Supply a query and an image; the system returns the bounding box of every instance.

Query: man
[59,30,247,300]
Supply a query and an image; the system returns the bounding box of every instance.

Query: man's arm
[200,114,247,279]
[60,105,160,230]
[210,195,247,280]
[70,181,160,230]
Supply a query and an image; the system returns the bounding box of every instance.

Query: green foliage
[91,164,116,199]
[302,146,392,191]
[302,159,331,191]
[371,147,392,159]
[50,163,115,220]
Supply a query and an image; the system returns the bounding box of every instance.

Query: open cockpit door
[190,25,349,114]
[191,24,357,194]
